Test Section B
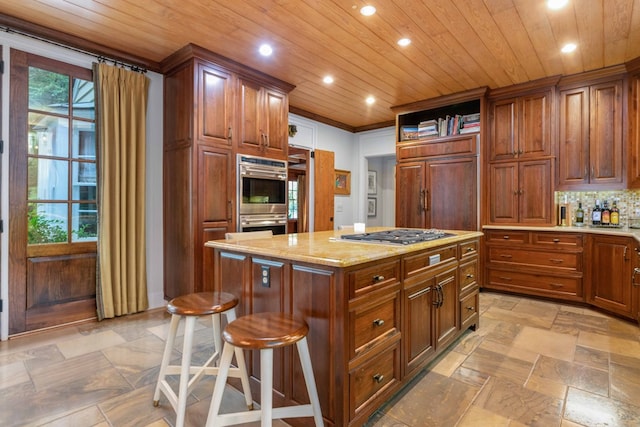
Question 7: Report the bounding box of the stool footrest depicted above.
[212,404,315,426]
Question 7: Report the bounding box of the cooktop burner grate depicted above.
[340,229,454,245]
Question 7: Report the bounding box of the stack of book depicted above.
[400,125,419,141]
[418,120,438,138]
[459,113,480,134]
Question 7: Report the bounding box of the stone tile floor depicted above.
[1,291,639,426]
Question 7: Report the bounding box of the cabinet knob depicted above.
[373,275,385,282]
[373,374,384,383]
[466,247,475,252]
[553,239,560,243]
[466,274,474,279]
[372,318,385,327]
[503,235,510,239]
[466,306,475,311]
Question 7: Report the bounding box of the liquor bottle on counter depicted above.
[610,200,620,226]
[601,200,610,226]
[592,200,602,225]
[575,202,584,226]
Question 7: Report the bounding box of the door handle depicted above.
[419,189,425,212]
[633,267,640,286]
[227,126,233,145]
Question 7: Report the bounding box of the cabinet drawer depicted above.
[459,240,479,259]
[350,293,400,356]
[488,247,580,270]
[485,230,529,244]
[349,260,400,298]
[487,268,582,297]
[460,291,479,326]
[350,341,400,418]
[397,135,477,161]
[459,259,478,295]
[403,245,457,279]
[532,232,583,248]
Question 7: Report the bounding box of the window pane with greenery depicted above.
[288,180,298,219]
[27,66,96,245]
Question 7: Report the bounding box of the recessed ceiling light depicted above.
[561,43,577,53]
[360,5,376,16]
[259,44,273,56]
[547,0,568,9]
[366,96,375,105]
[323,75,334,84]
[397,38,411,47]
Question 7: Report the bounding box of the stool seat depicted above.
[167,291,238,316]
[223,312,309,349]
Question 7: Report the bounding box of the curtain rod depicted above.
[1,25,147,73]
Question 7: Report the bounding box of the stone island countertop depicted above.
[205,227,483,268]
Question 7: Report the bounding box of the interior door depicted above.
[313,149,334,231]
[9,50,97,335]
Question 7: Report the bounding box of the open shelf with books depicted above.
[392,88,486,143]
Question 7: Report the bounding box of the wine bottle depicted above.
[575,202,584,226]
[610,200,619,226]
[592,200,601,226]
[601,200,610,225]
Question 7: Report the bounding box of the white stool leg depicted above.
[224,308,253,409]
[176,315,196,427]
[296,337,324,427]
[211,312,222,367]
[260,348,273,427]
[153,313,181,405]
[205,342,236,427]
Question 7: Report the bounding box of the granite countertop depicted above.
[205,227,483,268]
[483,224,640,243]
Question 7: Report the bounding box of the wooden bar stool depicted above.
[206,312,324,427]
[153,292,253,427]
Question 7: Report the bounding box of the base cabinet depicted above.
[214,236,480,427]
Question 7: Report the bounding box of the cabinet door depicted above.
[558,87,589,188]
[519,159,553,224]
[629,74,640,188]
[197,62,234,148]
[426,157,477,230]
[262,88,288,160]
[588,235,634,318]
[404,278,435,376]
[488,162,518,223]
[237,77,264,155]
[434,267,459,350]
[396,162,427,228]
[519,90,552,158]
[489,98,517,161]
[198,147,234,292]
[589,80,624,187]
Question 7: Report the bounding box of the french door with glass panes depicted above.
[9,50,97,335]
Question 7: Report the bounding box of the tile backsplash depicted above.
[555,190,640,227]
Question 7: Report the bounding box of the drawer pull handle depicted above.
[466,247,475,252]
[499,254,513,259]
[372,318,385,327]
[499,276,512,281]
[553,238,560,243]
[549,259,564,263]
[373,275,385,282]
[503,235,510,239]
[466,306,475,311]
[373,374,384,383]
[466,274,474,279]
[550,283,564,288]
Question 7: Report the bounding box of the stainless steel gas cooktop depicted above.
[340,229,454,245]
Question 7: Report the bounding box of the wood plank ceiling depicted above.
[1,0,640,131]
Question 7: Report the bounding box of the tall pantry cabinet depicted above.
[161,44,294,299]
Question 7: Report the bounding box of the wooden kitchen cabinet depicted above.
[586,235,635,319]
[237,77,289,160]
[161,44,293,299]
[628,66,640,188]
[484,229,584,301]
[395,135,478,230]
[488,88,553,161]
[488,159,553,224]
[557,74,625,189]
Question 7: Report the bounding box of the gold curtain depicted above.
[94,63,150,320]
[297,174,308,232]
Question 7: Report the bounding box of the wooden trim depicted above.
[289,106,355,132]
[391,87,488,115]
[558,64,627,88]
[0,13,160,72]
[488,75,561,99]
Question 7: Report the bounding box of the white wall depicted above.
[0,33,165,340]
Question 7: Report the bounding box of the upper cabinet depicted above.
[237,77,289,160]
[627,59,640,188]
[488,88,553,161]
[197,62,235,149]
[557,68,626,190]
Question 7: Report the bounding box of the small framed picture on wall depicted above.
[334,169,351,195]
[367,197,377,217]
[367,170,377,194]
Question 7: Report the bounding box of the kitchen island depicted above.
[205,228,483,427]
